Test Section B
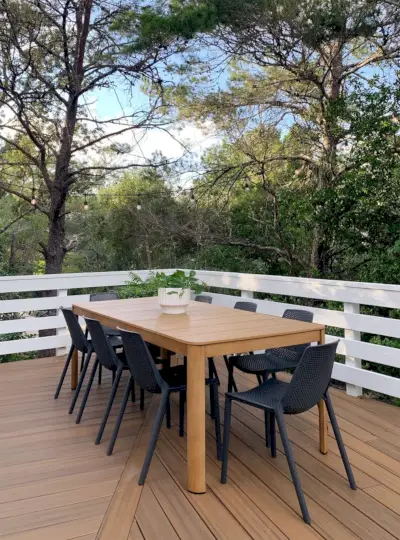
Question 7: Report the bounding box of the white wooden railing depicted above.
[1,269,400,399]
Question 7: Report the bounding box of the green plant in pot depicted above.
[121,270,206,314]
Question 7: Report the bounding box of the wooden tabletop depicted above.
[72,296,324,347]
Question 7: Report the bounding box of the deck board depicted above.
[0,356,398,539]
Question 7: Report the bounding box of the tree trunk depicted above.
[39,194,67,357]
[311,40,343,276]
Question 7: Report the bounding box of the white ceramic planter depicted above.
[158,288,191,314]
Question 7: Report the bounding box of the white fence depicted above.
[1,269,400,399]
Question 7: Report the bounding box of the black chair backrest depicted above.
[282,341,338,414]
[85,317,119,371]
[282,309,314,355]
[195,295,213,304]
[90,291,120,302]
[119,329,166,393]
[234,301,257,312]
[61,308,89,353]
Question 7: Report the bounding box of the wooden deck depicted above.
[0,357,399,540]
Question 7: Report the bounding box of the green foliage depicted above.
[120,270,206,299]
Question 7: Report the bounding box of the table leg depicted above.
[71,348,78,390]
[186,345,206,494]
[318,330,328,454]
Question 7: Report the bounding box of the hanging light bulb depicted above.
[190,189,195,201]
[83,195,89,211]
[244,181,250,192]
[31,186,36,206]
[137,198,142,211]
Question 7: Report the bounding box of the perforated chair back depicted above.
[282,309,314,355]
[90,291,120,302]
[234,301,257,312]
[85,317,119,371]
[195,295,213,304]
[61,308,89,353]
[282,341,338,414]
[119,329,166,393]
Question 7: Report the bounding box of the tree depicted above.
[138,0,400,274]
[0,0,183,275]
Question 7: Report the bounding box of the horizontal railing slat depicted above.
[196,270,400,308]
[0,335,70,355]
[0,294,90,315]
[0,270,155,294]
[332,363,400,399]
[0,316,66,335]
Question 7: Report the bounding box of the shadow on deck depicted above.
[0,356,399,540]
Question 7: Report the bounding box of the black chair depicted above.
[107,329,222,487]
[55,308,122,415]
[228,309,314,392]
[88,292,121,384]
[221,340,357,525]
[195,295,213,304]
[75,318,138,439]
[221,300,258,392]
[54,308,94,400]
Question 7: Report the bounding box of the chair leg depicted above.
[208,360,216,419]
[138,392,169,485]
[54,345,74,399]
[221,396,232,483]
[264,410,270,448]
[212,382,222,460]
[140,388,145,410]
[76,358,99,424]
[69,347,93,414]
[257,374,263,385]
[275,409,311,525]
[80,351,85,373]
[166,395,171,428]
[324,392,357,490]
[225,356,238,392]
[107,378,132,456]
[131,379,136,402]
[95,366,123,445]
[179,390,185,437]
[209,357,220,385]
[98,364,102,385]
[270,411,276,458]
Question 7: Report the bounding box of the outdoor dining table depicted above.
[72,296,326,494]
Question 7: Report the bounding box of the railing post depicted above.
[344,302,363,397]
[241,290,254,299]
[56,289,69,356]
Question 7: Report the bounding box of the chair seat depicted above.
[159,365,187,389]
[228,378,289,410]
[232,348,300,374]
[104,327,120,337]
[89,335,122,349]
[158,364,216,390]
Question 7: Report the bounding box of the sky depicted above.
[91,85,220,164]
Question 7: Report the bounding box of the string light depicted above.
[137,198,142,211]
[31,186,36,206]
[244,181,250,192]
[190,189,195,201]
[83,194,89,211]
